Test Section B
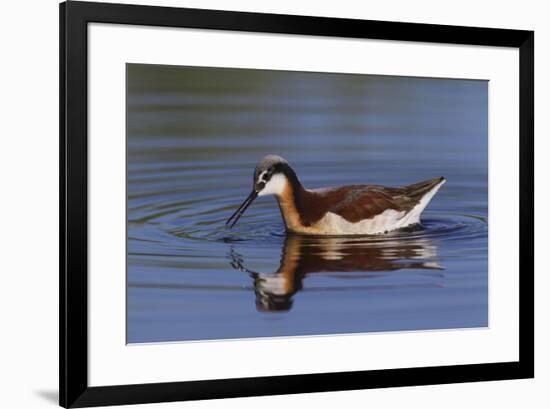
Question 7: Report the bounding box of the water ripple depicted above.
[129,183,487,249]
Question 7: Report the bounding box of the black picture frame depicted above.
[60,1,534,407]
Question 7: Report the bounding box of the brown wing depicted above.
[322,177,445,223]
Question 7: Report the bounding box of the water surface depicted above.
[127,64,488,343]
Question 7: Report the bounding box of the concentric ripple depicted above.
[130,188,487,246]
[128,179,488,278]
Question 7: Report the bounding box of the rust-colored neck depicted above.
[274,168,325,232]
[276,182,305,232]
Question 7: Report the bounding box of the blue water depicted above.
[126,64,488,343]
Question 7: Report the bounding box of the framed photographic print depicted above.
[60,1,534,407]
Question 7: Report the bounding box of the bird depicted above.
[226,155,445,235]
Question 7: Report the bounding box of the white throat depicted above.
[258,173,287,196]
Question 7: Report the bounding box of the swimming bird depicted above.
[226,155,445,235]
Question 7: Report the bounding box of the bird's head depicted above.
[226,155,291,228]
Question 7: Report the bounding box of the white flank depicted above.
[315,179,446,235]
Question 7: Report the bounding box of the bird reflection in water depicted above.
[229,234,444,312]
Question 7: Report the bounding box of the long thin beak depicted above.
[226,190,258,228]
